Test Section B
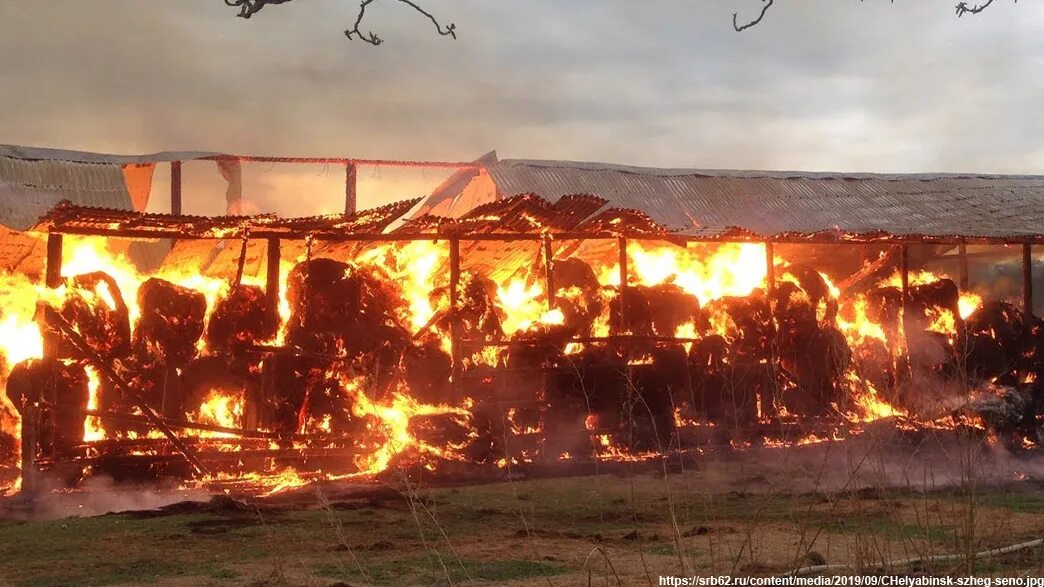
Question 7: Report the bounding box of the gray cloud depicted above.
[0,0,1041,214]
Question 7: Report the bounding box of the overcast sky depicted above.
[1,0,1041,215]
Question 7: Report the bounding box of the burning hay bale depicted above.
[135,278,207,367]
[643,284,701,338]
[5,358,89,457]
[206,284,279,352]
[963,384,1034,441]
[453,273,504,342]
[285,258,410,357]
[865,286,903,344]
[965,301,1025,383]
[58,271,131,361]
[552,258,604,335]
[266,355,327,439]
[609,286,653,336]
[403,336,453,405]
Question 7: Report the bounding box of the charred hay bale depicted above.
[965,302,1024,382]
[554,292,602,337]
[847,337,894,399]
[704,294,774,362]
[905,330,958,376]
[866,286,903,344]
[461,402,504,464]
[689,334,729,372]
[551,258,604,336]
[100,352,171,434]
[286,259,410,357]
[407,413,472,455]
[265,354,326,439]
[627,345,688,449]
[693,361,768,426]
[609,285,654,337]
[263,352,367,442]
[688,331,764,424]
[59,271,131,360]
[967,385,1032,435]
[301,375,367,439]
[779,326,851,417]
[644,284,701,338]
[6,358,88,456]
[910,279,960,318]
[552,257,601,292]
[206,284,279,352]
[506,324,575,371]
[548,345,627,424]
[1029,318,1044,406]
[783,264,838,323]
[453,273,504,341]
[135,278,206,367]
[771,281,818,332]
[179,355,256,419]
[403,336,454,405]
[0,429,13,465]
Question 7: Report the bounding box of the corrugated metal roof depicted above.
[484,159,1044,241]
[0,155,134,230]
[0,145,217,165]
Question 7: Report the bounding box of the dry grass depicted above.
[3,455,1044,586]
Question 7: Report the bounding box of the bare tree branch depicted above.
[225,0,1019,40]
[224,0,292,19]
[733,0,775,32]
[345,0,456,46]
[731,0,1016,31]
[224,0,456,46]
[955,0,1008,17]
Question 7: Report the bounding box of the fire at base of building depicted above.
[0,157,1042,497]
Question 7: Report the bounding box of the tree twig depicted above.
[223,0,456,46]
[956,0,999,17]
[224,0,293,19]
[733,0,775,32]
[346,0,456,46]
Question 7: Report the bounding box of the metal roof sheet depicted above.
[0,145,218,165]
[0,155,134,230]
[485,159,1044,241]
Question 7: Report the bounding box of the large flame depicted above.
[0,233,1000,497]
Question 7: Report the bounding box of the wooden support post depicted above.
[41,233,64,360]
[900,244,910,302]
[265,238,281,309]
[765,240,779,396]
[161,366,180,418]
[958,242,969,291]
[45,233,63,289]
[344,163,357,215]
[170,161,182,215]
[48,309,208,476]
[233,233,249,289]
[252,237,281,431]
[449,239,462,387]
[543,236,555,310]
[617,237,629,333]
[19,402,39,495]
[1023,243,1034,320]
[765,241,775,295]
[900,244,911,364]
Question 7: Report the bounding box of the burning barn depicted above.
[1,147,1043,496]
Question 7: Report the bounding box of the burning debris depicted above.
[0,198,1041,497]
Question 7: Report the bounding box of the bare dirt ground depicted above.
[3,429,1044,586]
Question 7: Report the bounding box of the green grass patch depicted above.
[315,555,567,585]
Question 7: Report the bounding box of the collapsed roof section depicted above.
[31,194,675,241]
[10,144,1044,244]
[428,157,1044,243]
